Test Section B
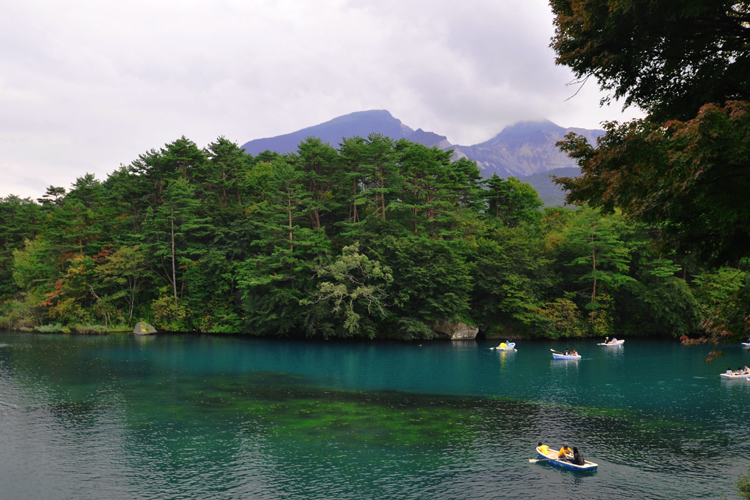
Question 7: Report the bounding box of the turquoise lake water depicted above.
[0,331,749,499]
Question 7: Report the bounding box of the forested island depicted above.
[0,133,745,341]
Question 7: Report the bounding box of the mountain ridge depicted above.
[241,110,595,205]
[449,119,600,178]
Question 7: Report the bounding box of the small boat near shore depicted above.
[493,342,516,351]
[720,372,750,380]
[533,446,598,472]
[597,339,624,346]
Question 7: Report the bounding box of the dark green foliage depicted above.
[619,278,700,338]
[183,249,243,333]
[141,178,213,307]
[562,206,635,306]
[95,245,150,323]
[551,1,750,266]
[558,103,750,266]
[205,136,251,207]
[469,225,555,334]
[550,1,750,342]
[550,0,750,122]
[297,137,345,231]
[376,235,473,339]
[484,174,544,227]
[1,133,743,341]
[0,195,43,299]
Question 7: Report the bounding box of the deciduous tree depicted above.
[303,242,392,338]
[550,0,750,121]
[556,101,750,265]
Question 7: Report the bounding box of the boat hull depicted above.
[719,372,750,380]
[536,447,597,472]
[552,353,581,360]
[597,340,624,346]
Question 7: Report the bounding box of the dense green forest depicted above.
[548,0,750,347]
[0,133,746,340]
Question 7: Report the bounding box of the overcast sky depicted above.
[1,0,644,200]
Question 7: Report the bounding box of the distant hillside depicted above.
[451,120,601,178]
[519,166,580,207]
[240,110,598,205]
[241,110,450,154]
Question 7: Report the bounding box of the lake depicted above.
[0,331,748,499]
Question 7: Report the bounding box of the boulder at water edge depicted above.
[133,322,157,335]
[431,321,479,340]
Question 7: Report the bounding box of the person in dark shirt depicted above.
[572,446,585,465]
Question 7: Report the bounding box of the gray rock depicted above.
[133,322,157,335]
[432,321,479,340]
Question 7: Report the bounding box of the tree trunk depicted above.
[351,179,359,223]
[127,275,138,322]
[170,205,178,306]
[591,232,597,303]
[379,173,386,220]
[221,167,227,206]
[287,195,294,252]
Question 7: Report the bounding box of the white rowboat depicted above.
[552,353,581,360]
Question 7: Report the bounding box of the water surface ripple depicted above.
[0,332,748,499]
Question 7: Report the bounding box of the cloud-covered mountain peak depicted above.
[241,110,600,179]
[453,120,601,177]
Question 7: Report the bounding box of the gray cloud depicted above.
[0,0,643,199]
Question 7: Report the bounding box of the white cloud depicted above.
[0,0,643,199]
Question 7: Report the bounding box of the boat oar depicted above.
[529,458,556,463]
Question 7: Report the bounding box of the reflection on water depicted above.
[601,345,624,357]
[550,359,579,368]
[0,332,748,499]
[495,348,516,373]
[721,377,750,387]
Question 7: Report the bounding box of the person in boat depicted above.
[728,367,735,375]
[564,349,569,355]
[610,337,618,344]
[572,446,585,466]
[538,442,549,455]
[557,444,572,461]
[744,366,750,375]
[572,349,578,356]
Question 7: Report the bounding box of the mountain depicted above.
[241,110,451,155]
[519,166,580,208]
[240,110,599,206]
[451,120,601,178]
